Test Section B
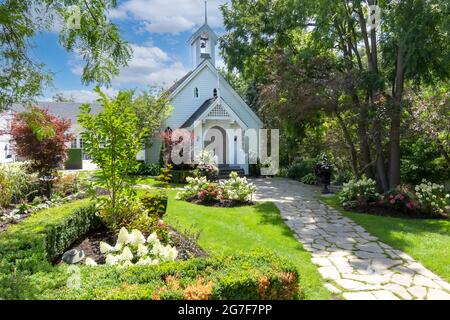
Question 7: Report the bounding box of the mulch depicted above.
[188,198,254,208]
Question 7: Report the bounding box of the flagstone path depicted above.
[251,177,450,300]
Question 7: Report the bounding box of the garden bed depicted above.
[0,198,300,300]
[187,198,255,208]
[343,203,449,220]
[53,225,208,265]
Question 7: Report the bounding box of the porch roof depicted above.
[180,97,217,128]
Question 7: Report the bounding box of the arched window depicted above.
[213,88,218,97]
[194,87,199,98]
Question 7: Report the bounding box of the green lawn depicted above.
[130,176,185,189]
[321,196,450,282]
[161,189,331,300]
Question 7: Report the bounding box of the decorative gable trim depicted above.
[184,97,248,130]
[206,104,230,119]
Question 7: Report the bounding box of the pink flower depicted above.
[389,195,394,200]
[390,199,395,205]
[398,194,405,201]
[406,202,413,209]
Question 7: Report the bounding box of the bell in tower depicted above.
[188,1,218,68]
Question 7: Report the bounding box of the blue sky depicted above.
[34,0,229,102]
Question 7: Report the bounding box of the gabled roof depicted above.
[181,96,248,130]
[181,97,217,128]
[166,70,193,95]
[11,102,102,125]
[167,59,264,128]
[188,23,218,44]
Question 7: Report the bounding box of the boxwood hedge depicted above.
[0,200,301,300]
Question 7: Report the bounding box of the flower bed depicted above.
[339,177,449,219]
[0,200,300,300]
[176,172,256,207]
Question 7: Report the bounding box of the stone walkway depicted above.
[251,177,450,300]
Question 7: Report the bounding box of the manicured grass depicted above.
[130,176,185,189]
[163,189,331,300]
[321,195,450,282]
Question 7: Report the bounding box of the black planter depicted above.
[318,171,332,194]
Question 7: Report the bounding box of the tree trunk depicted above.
[335,109,359,178]
[389,46,405,188]
[437,141,450,168]
[353,93,374,179]
[373,120,389,192]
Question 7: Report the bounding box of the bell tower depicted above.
[189,1,218,68]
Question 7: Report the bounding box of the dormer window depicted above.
[213,88,218,97]
[194,87,199,98]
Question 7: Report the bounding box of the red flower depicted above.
[389,195,394,200]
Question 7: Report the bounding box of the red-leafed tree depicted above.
[10,106,73,177]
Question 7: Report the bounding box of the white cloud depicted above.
[109,0,230,34]
[69,43,189,88]
[113,44,189,87]
[49,87,120,103]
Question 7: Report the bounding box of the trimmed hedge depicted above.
[31,250,300,300]
[0,199,301,300]
[0,200,100,299]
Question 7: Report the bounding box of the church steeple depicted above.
[204,0,207,25]
[188,0,218,69]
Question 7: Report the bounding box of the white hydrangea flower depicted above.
[99,241,114,254]
[147,232,159,245]
[117,227,130,245]
[105,254,118,266]
[130,229,146,246]
[114,242,123,252]
[85,257,98,266]
[151,242,164,256]
[165,245,178,261]
[118,246,133,261]
[137,243,149,257]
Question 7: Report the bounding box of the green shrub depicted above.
[220,172,256,202]
[131,162,161,176]
[415,180,450,215]
[140,191,168,218]
[171,170,197,184]
[287,160,314,181]
[0,163,37,207]
[338,176,380,208]
[29,250,300,300]
[53,173,82,197]
[301,173,318,185]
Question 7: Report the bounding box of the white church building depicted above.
[146,15,263,174]
[0,8,263,174]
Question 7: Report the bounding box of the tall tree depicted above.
[0,0,131,109]
[220,0,450,189]
[78,87,147,214]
